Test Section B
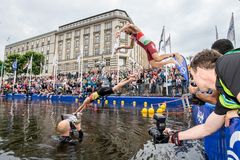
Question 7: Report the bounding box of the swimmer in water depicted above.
[56,114,83,144]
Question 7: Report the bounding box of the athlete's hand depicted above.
[225,109,239,127]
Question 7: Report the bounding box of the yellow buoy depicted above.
[148,106,155,114]
[144,102,148,107]
[161,102,167,111]
[113,100,116,105]
[75,98,78,103]
[142,112,147,118]
[121,100,124,106]
[141,106,147,114]
[157,104,164,113]
[133,101,136,107]
[97,99,101,104]
[105,100,108,104]
[148,113,154,118]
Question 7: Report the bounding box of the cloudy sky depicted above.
[0,0,239,60]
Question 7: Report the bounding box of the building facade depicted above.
[5,9,148,75]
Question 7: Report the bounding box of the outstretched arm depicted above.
[74,97,91,113]
[178,112,225,140]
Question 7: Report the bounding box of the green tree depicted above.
[22,51,45,75]
[5,51,45,75]
[5,53,23,73]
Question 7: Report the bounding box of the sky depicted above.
[0,0,239,60]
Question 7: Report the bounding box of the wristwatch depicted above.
[237,109,240,117]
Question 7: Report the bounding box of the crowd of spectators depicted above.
[1,67,189,97]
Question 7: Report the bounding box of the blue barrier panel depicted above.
[192,103,240,160]
[51,95,60,101]
[3,94,182,109]
[13,94,26,99]
[225,118,240,159]
[61,95,76,102]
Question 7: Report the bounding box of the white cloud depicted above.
[0,0,239,60]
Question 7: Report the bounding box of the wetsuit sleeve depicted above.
[214,99,232,115]
[97,87,114,97]
[216,53,240,98]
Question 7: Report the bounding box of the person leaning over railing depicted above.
[164,49,240,145]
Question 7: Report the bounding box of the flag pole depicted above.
[80,49,83,92]
[233,12,236,47]
[215,25,219,40]
[13,60,17,91]
[0,62,4,90]
[163,29,168,96]
[28,56,32,90]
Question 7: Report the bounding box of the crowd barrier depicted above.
[192,103,240,160]
[4,93,183,108]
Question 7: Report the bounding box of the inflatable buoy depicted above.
[141,106,147,114]
[121,100,124,106]
[105,100,108,104]
[148,106,154,114]
[97,99,101,104]
[113,100,116,105]
[148,113,154,118]
[75,98,78,103]
[142,112,147,118]
[144,102,147,107]
[133,101,136,107]
[157,104,164,113]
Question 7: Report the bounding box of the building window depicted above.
[42,38,45,46]
[94,33,100,44]
[66,40,71,50]
[75,30,80,37]
[47,36,51,45]
[105,21,112,30]
[83,48,89,56]
[119,57,126,66]
[66,51,70,60]
[104,30,112,42]
[59,35,63,41]
[84,35,89,45]
[66,32,72,39]
[94,24,101,32]
[58,51,62,61]
[74,38,80,48]
[105,59,110,66]
[84,27,90,34]
[93,47,100,56]
[58,42,63,51]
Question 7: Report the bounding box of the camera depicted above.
[190,82,197,87]
[148,114,169,144]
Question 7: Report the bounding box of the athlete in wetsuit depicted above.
[115,23,181,68]
[56,114,83,144]
[74,74,136,113]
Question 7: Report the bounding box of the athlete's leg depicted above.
[112,75,136,92]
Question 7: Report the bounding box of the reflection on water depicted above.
[0,98,205,160]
